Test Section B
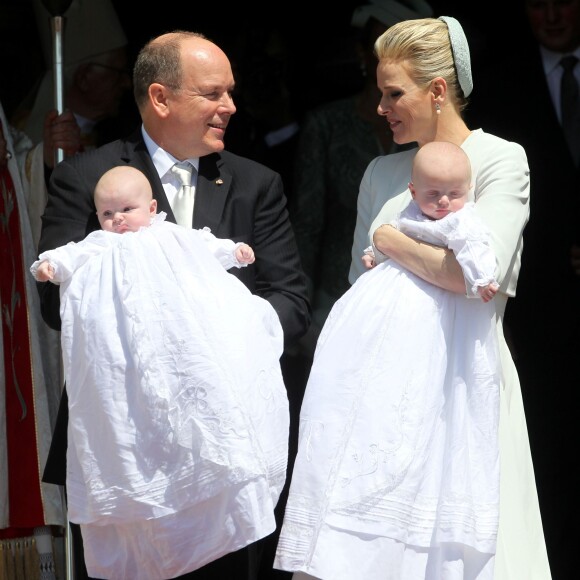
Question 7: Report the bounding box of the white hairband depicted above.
[439,16,473,98]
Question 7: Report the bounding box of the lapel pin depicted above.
[215,178,224,185]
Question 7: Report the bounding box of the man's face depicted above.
[526,0,580,53]
[158,39,237,160]
[79,48,131,119]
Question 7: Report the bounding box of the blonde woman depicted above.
[275,16,550,580]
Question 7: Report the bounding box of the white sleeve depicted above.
[196,227,248,269]
[397,205,498,297]
[30,232,113,284]
[464,134,529,296]
[349,157,383,283]
[444,210,498,297]
[355,150,417,280]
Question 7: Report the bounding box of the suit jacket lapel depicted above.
[194,153,230,231]
[123,131,175,217]
[123,133,230,228]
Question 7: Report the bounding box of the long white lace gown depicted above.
[275,202,502,580]
[31,214,289,580]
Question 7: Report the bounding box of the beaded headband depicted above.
[439,16,473,98]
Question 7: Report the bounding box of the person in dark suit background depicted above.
[38,30,310,580]
[466,2,579,578]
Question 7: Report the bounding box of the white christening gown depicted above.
[275,202,501,580]
[32,214,289,580]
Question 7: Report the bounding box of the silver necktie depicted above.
[170,161,195,227]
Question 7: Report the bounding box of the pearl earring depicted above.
[435,102,441,115]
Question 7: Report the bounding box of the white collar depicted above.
[141,126,200,179]
[538,45,580,76]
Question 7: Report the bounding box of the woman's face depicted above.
[376,60,433,146]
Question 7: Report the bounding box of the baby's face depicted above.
[412,182,469,220]
[96,189,155,233]
[410,163,471,221]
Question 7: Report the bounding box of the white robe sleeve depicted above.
[397,202,498,297]
[196,227,249,270]
[30,231,115,284]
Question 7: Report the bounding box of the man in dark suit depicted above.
[467,2,579,578]
[38,30,310,580]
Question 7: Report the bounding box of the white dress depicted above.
[31,214,289,580]
[336,130,550,579]
[275,201,502,580]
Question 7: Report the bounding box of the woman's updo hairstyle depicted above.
[374,18,469,111]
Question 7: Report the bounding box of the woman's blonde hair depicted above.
[374,18,469,111]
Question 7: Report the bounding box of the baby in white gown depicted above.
[31,166,289,580]
[275,142,501,580]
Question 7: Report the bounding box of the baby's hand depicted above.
[36,261,55,282]
[236,244,255,264]
[361,254,375,269]
[478,282,499,303]
[362,246,376,269]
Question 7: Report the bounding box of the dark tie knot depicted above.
[560,55,578,72]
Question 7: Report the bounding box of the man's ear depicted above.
[149,83,171,118]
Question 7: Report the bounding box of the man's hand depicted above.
[43,109,81,168]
